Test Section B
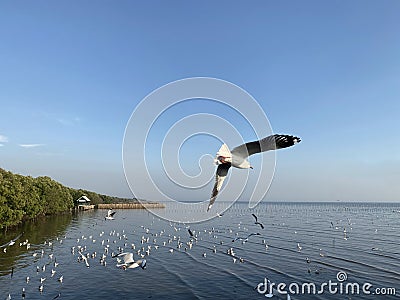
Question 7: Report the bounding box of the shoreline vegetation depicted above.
[0,168,163,231]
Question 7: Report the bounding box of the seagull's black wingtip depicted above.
[293,136,301,144]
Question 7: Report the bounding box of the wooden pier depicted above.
[77,204,96,211]
[97,203,165,209]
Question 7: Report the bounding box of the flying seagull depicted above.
[0,233,23,248]
[232,232,261,242]
[52,293,61,300]
[208,134,301,211]
[105,209,116,220]
[79,253,90,268]
[188,228,197,241]
[113,252,147,270]
[252,213,264,229]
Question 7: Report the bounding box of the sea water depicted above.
[1,202,399,299]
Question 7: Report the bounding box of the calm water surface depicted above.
[1,202,400,299]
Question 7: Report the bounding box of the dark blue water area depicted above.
[1,202,400,299]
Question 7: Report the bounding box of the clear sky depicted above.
[0,1,399,202]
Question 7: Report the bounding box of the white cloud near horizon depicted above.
[0,135,9,143]
[19,144,45,148]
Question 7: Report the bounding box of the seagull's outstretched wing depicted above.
[252,213,258,222]
[0,233,23,248]
[247,233,261,239]
[123,253,135,264]
[231,134,301,158]
[110,211,116,217]
[208,163,231,212]
[188,228,197,240]
[217,143,231,158]
[113,252,135,264]
[252,213,265,229]
[126,259,147,269]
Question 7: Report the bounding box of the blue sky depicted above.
[0,1,399,202]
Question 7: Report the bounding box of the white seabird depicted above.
[105,209,116,220]
[297,243,302,251]
[80,253,90,268]
[0,233,23,248]
[113,252,147,270]
[208,134,301,211]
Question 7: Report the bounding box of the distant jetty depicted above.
[0,167,167,230]
[97,203,165,209]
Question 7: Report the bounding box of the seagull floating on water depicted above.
[208,134,301,211]
[297,243,302,251]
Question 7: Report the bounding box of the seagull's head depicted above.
[216,156,232,164]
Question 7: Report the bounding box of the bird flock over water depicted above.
[1,133,304,300]
[1,209,271,298]
[2,205,397,299]
[1,234,66,299]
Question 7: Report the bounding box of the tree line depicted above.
[0,168,136,230]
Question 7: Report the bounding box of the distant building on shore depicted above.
[75,195,91,205]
